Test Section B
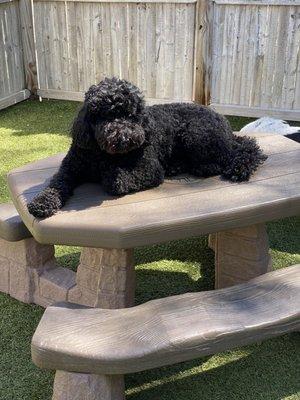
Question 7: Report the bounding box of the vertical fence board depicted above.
[251,6,267,108]
[184,3,196,99]
[67,2,79,91]
[193,0,212,104]
[19,0,37,92]
[272,7,288,109]
[210,1,220,104]
[230,5,242,105]
[282,6,300,110]
[164,4,175,98]
[145,4,156,97]
[127,4,138,89]
[92,3,103,84]
[36,3,47,90]
[154,3,164,98]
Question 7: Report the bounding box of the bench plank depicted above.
[0,203,31,241]
[32,265,300,375]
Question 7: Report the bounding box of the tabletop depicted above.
[7,132,300,249]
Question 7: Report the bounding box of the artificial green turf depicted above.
[0,99,299,400]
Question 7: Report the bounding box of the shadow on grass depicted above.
[135,237,211,265]
[126,333,300,400]
[134,237,215,305]
[135,264,214,305]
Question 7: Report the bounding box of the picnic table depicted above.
[4,131,300,399]
[5,131,300,309]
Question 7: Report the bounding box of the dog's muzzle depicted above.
[95,119,145,154]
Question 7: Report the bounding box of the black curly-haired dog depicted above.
[27,77,267,218]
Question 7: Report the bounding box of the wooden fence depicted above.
[0,0,299,120]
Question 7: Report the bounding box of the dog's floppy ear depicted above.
[71,104,95,149]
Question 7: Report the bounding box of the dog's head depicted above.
[71,78,146,154]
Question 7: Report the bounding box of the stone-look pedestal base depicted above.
[0,237,135,311]
[0,236,76,307]
[214,224,272,289]
[0,237,57,304]
[52,371,125,400]
[68,247,135,308]
[53,247,134,400]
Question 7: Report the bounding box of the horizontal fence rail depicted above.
[36,0,198,2]
[212,0,300,5]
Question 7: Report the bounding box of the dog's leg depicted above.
[221,135,267,182]
[27,151,86,218]
[102,158,164,195]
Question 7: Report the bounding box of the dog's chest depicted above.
[88,151,142,181]
[87,155,106,181]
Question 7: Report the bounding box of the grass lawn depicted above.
[0,99,299,400]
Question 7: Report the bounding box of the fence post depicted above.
[193,0,213,105]
[19,0,37,94]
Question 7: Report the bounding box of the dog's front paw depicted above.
[27,188,62,218]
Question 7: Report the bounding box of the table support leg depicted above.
[52,371,125,400]
[69,247,135,308]
[0,237,55,303]
[214,224,272,289]
[53,247,134,400]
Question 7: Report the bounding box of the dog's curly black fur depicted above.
[27,77,267,218]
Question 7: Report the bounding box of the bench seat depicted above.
[0,203,31,241]
[32,265,300,376]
